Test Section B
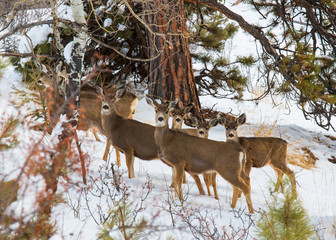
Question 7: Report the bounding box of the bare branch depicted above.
[0,20,54,41]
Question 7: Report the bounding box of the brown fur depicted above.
[147,98,254,213]
[38,74,138,164]
[101,92,159,179]
[218,112,297,198]
[171,109,219,199]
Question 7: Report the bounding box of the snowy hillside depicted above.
[0,64,336,239]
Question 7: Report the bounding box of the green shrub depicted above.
[255,179,317,240]
[97,203,146,240]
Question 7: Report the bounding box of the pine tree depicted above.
[255,180,317,240]
[97,203,146,240]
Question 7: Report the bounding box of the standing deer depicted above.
[37,73,138,164]
[146,96,254,213]
[169,102,219,199]
[100,86,138,164]
[100,88,158,179]
[100,89,207,196]
[217,112,297,198]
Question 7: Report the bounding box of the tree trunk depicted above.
[40,0,88,217]
[66,0,87,111]
[143,0,200,111]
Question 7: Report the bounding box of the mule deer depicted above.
[100,89,206,196]
[38,73,138,164]
[100,86,138,164]
[147,96,254,213]
[100,88,159,179]
[217,112,297,198]
[169,102,220,199]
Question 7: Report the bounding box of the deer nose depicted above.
[199,130,204,135]
[228,133,234,138]
[102,105,109,110]
[158,117,164,122]
[176,118,181,122]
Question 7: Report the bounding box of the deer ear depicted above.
[237,113,246,125]
[183,104,194,115]
[168,98,178,109]
[209,117,219,128]
[186,112,198,127]
[116,86,126,99]
[168,107,176,116]
[216,112,226,125]
[91,85,103,96]
[145,95,158,107]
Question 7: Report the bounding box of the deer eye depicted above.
[234,128,237,130]
[165,111,169,114]
[226,127,229,130]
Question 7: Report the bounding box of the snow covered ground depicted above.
[0,1,335,238]
[0,64,336,239]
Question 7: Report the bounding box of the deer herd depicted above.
[38,75,298,214]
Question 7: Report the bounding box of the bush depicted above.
[255,179,317,240]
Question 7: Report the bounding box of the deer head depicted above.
[168,99,194,130]
[101,87,126,116]
[217,112,246,142]
[186,113,219,139]
[145,95,171,127]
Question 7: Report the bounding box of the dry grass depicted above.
[287,147,318,170]
[252,120,277,137]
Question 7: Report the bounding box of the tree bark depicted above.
[40,0,88,218]
[66,0,88,110]
[143,0,200,111]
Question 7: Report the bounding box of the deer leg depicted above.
[274,165,297,198]
[124,149,135,179]
[189,173,205,195]
[237,160,253,198]
[202,173,212,196]
[92,129,101,142]
[102,139,111,161]
[274,169,284,192]
[285,168,297,199]
[115,149,121,166]
[211,173,219,200]
[221,173,254,214]
[182,171,187,184]
[174,165,184,201]
[170,168,175,188]
[231,186,240,208]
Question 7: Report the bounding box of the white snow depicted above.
[1,63,335,238]
[0,1,335,238]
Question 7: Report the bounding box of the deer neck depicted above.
[101,110,122,136]
[154,125,171,147]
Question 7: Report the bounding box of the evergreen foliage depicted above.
[97,203,146,240]
[0,57,8,78]
[0,116,20,151]
[255,180,317,240]
[1,1,335,130]
[247,0,336,131]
